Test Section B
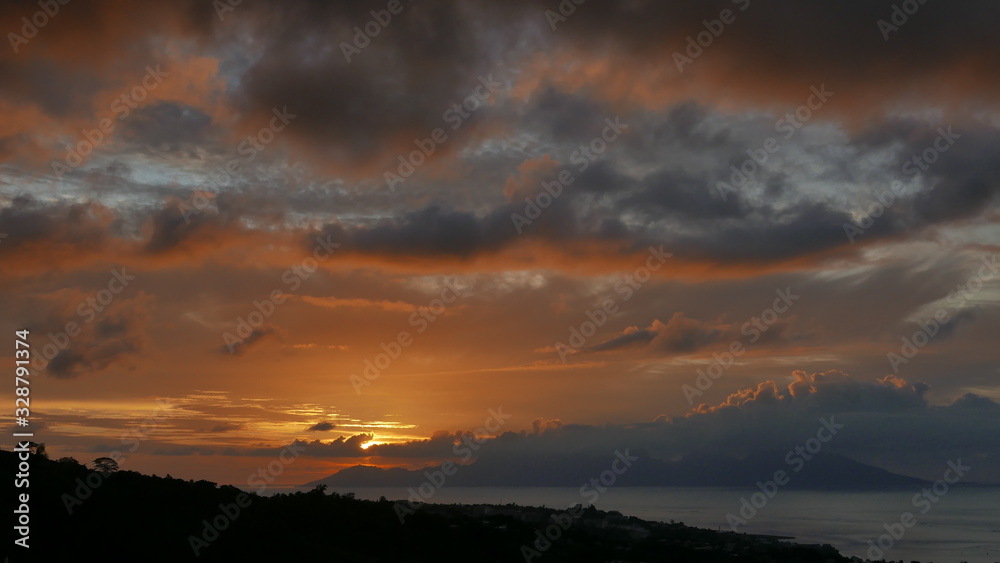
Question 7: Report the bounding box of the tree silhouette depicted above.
[26,441,47,458]
[92,457,120,473]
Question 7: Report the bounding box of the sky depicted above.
[1,0,999,486]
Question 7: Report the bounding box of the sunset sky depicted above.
[2,0,999,486]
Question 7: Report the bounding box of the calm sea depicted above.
[254,485,1000,563]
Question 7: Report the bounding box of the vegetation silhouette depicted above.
[4,450,870,562]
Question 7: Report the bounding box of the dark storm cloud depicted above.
[907,127,1000,224]
[567,159,628,195]
[538,0,1000,101]
[316,204,522,259]
[521,86,615,141]
[233,0,997,160]
[1,154,992,274]
[144,201,215,254]
[829,121,1000,239]
[143,191,286,254]
[0,0,215,116]
[0,59,103,117]
[3,0,997,269]
[665,202,859,262]
[121,102,213,150]
[510,113,996,266]
[619,169,745,220]
[225,0,1000,118]
[5,0,1000,167]
[227,1,518,168]
[39,294,152,379]
[648,102,731,150]
[0,196,109,249]
[307,421,337,432]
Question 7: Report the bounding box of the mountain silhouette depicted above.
[306,450,927,489]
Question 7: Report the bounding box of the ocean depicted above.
[271,485,1000,563]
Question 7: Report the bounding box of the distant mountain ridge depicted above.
[305,450,928,490]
